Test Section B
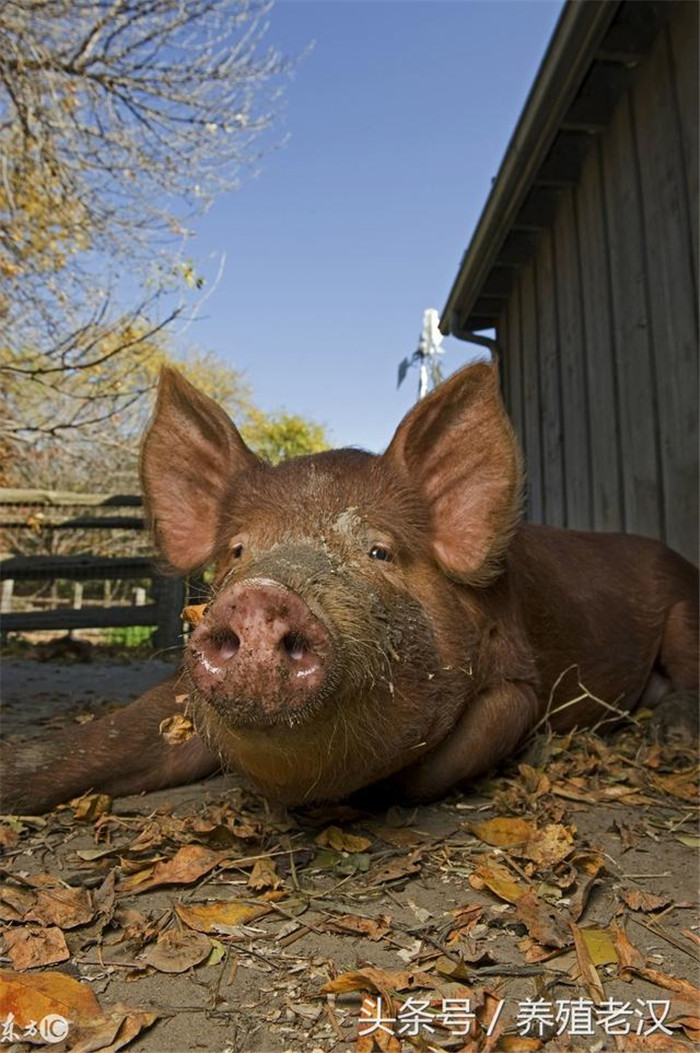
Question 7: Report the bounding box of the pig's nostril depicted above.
[281,631,309,662]
[210,629,240,662]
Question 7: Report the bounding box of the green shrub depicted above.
[102,625,156,648]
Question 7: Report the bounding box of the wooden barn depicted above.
[441,0,698,564]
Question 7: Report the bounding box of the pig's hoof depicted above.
[648,690,699,749]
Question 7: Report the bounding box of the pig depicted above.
[1,360,697,814]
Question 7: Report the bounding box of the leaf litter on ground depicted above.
[1,718,698,1050]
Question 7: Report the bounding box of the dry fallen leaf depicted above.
[4,926,70,971]
[369,849,422,886]
[479,987,508,1047]
[182,603,207,626]
[111,908,167,951]
[568,851,605,920]
[622,888,672,913]
[518,763,551,798]
[117,844,225,894]
[247,856,282,891]
[681,928,700,948]
[451,902,483,925]
[372,825,424,848]
[322,966,436,1000]
[469,858,523,904]
[141,928,211,973]
[516,890,571,949]
[521,823,575,867]
[0,824,20,850]
[446,903,484,946]
[125,820,169,856]
[572,851,605,877]
[621,965,700,1001]
[612,923,647,977]
[175,898,272,935]
[159,713,195,745]
[519,936,563,964]
[435,956,471,981]
[324,969,396,1019]
[324,913,391,941]
[580,926,618,966]
[664,996,700,1038]
[0,969,101,1032]
[614,820,638,851]
[356,996,401,1053]
[94,872,117,921]
[570,920,605,1002]
[68,1004,158,1053]
[551,781,654,806]
[315,825,372,853]
[550,781,599,804]
[25,873,67,887]
[26,886,94,930]
[596,785,655,805]
[0,885,36,922]
[468,817,534,847]
[613,1033,694,1052]
[650,769,699,803]
[70,792,112,821]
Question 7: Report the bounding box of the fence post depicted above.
[1,578,13,614]
[153,574,185,654]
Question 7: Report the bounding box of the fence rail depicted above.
[0,489,143,506]
[0,489,185,651]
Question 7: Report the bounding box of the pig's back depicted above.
[505,523,698,727]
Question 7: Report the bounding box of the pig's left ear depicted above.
[140,367,261,573]
[383,359,522,584]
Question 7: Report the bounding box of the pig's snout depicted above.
[187,579,332,724]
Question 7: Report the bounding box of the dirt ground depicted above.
[0,654,698,1053]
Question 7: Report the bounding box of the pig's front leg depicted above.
[390,682,539,802]
[0,676,220,815]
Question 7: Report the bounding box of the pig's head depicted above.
[140,360,522,803]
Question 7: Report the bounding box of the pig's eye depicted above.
[231,543,244,559]
[369,544,392,562]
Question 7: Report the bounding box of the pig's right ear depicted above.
[383,360,522,585]
[140,367,261,573]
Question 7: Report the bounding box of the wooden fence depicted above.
[0,488,186,652]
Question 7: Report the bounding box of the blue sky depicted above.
[179,0,564,452]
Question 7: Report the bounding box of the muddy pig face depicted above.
[140,361,521,802]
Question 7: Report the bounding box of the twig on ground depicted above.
[629,915,700,964]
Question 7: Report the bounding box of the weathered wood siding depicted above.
[498,1,698,563]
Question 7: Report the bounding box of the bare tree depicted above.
[1,296,180,443]
[3,347,328,566]
[0,0,291,444]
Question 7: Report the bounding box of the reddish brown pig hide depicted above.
[1,360,697,813]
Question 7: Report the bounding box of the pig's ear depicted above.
[383,359,522,584]
[140,367,260,573]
